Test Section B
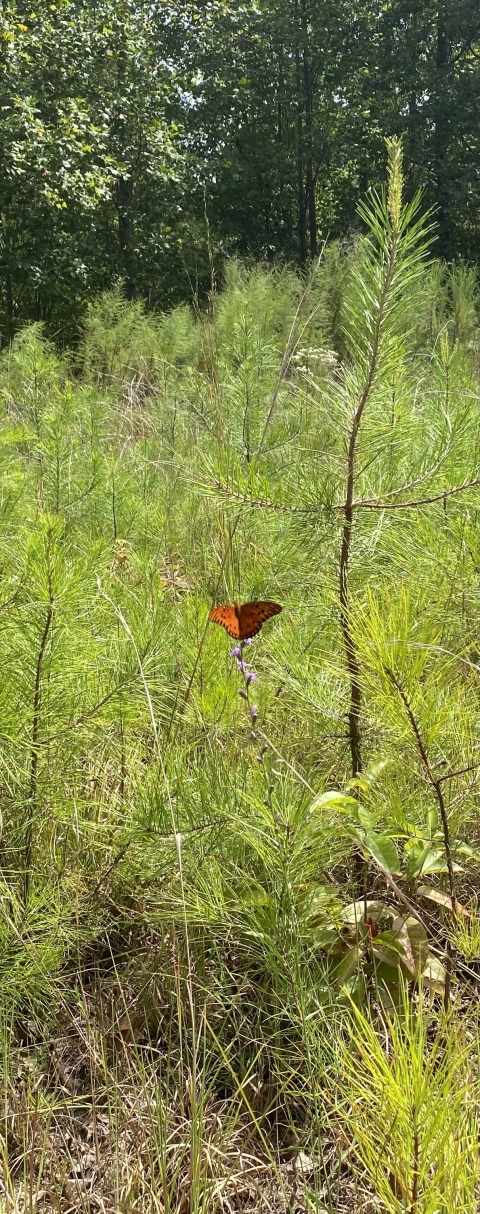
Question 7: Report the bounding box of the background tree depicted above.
[0,0,180,337]
[0,0,478,339]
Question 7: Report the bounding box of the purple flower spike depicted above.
[246,671,257,685]
[250,703,259,719]
[230,646,241,659]
[243,638,253,647]
[237,660,247,674]
[238,688,248,700]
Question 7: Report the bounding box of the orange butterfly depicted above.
[209,600,282,641]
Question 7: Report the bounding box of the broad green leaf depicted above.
[347,759,391,793]
[304,886,343,926]
[372,929,406,968]
[332,945,362,988]
[310,791,359,813]
[375,929,406,954]
[363,832,400,874]
[313,925,341,951]
[376,980,403,1014]
[405,840,432,880]
[421,850,464,875]
[357,806,381,831]
[454,843,480,862]
[426,807,438,838]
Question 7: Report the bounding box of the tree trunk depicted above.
[3,219,14,342]
[301,0,316,258]
[434,4,450,255]
[295,0,307,264]
[116,173,136,300]
[406,6,420,176]
[277,41,283,142]
[5,271,14,342]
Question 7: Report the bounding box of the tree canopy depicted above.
[0,0,478,338]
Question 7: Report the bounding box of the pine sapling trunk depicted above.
[24,576,55,904]
[339,236,398,779]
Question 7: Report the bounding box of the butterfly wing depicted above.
[209,601,282,641]
[237,601,282,640]
[208,604,241,638]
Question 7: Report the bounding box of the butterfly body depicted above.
[209,600,282,640]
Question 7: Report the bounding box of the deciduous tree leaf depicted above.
[311,791,359,813]
[357,807,381,831]
[332,945,362,987]
[421,850,464,875]
[342,900,394,927]
[372,929,406,968]
[422,955,446,994]
[405,840,432,880]
[363,832,400,874]
[426,807,438,837]
[418,885,472,917]
[393,915,429,978]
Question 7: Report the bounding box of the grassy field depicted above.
[0,144,479,1212]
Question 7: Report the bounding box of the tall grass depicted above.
[0,141,478,1211]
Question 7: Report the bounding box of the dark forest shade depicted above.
[0,0,478,341]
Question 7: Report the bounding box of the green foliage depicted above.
[0,0,180,337]
[0,0,478,337]
[335,992,480,1212]
[0,174,478,1206]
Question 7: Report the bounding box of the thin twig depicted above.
[155,468,479,522]
[344,476,480,512]
[385,666,456,1008]
[437,760,480,785]
[210,481,321,515]
[377,867,430,933]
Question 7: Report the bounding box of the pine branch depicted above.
[346,476,480,512]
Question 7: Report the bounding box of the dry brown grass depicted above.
[1,987,379,1214]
